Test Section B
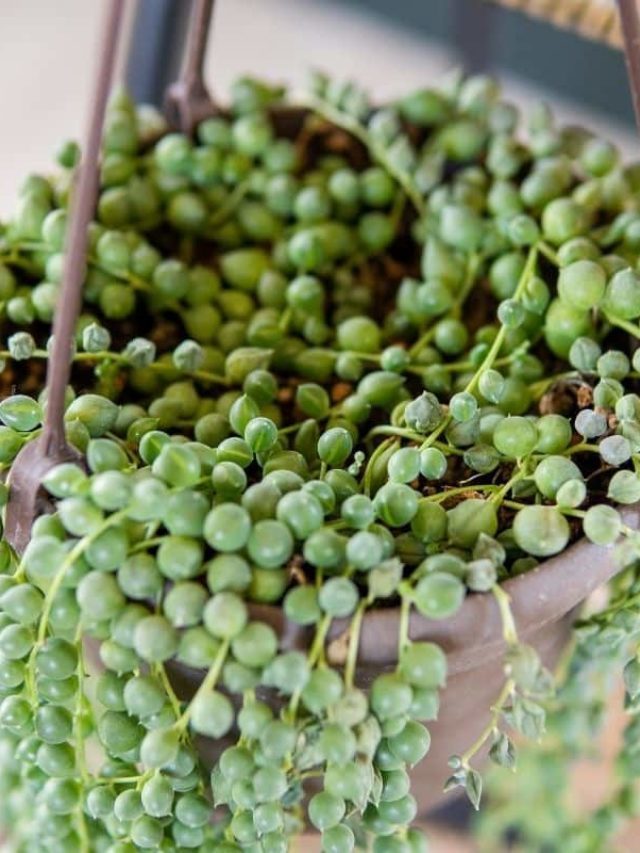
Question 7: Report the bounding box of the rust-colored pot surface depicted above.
[168,504,640,812]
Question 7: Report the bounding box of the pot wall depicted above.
[406,610,575,809]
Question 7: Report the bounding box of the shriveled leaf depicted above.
[210,766,231,807]
[370,768,384,806]
[356,715,382,760]
[505,644,541,691]
[624,657,640,701]
[509,695,546,741]
[465,768,483,810]
[326,628,350,666]
[443,768,467,793]
[295,734,324,771]
[489,731,516,770]
[353,760,374,812]
[443,767,483,810]
[532,666,555,700]
[282,779,304,807]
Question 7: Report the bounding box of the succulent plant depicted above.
[0,71,638,850]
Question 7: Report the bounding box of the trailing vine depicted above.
[0,70,637,852]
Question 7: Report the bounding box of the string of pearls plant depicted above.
[0,70,638,851]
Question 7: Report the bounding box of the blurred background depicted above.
[0,1,637,850]
[1,0,638,212]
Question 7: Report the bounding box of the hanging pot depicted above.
[166,503,638,812]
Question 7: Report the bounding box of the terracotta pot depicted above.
[167,503,640,814]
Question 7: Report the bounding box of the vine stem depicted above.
[156,663,184,721]
[24,509,128,703]
[204,178,251,231]
[365,426,423,442]
[465,245,538,398]
[452,254,483,320]
[389,189,407,231]
[291,568,357,718]
[537,241,559,265]
[563,442,600,456]
[302,97,426,216]
[419,244,538,454]
[459,585,519,768]
[344,600,367,689]
[75,808,90,853]
[277,402,342,436]
[365,425,465,456]
[73,627,90,787]
[502,498,530,512]
[489,465,528,507]
[417,414,450,452]
[604,312,640,339]
[73,626,90,852]
[362,436,397,496]
[37,509,128,645]
[409,253,481,359]
[73,692,91,853]
[308,614,333,667]
[175,639,230,732]
[129,537,169,557]
[407,350,525,378]
[397,592,411,658]
[421,483,501,502]
[459,678,515,769]
[102,775,147,785]
[0,348,230,387]
[492,584,519,646]
[287,613,333,721]
[24,509,127,844]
